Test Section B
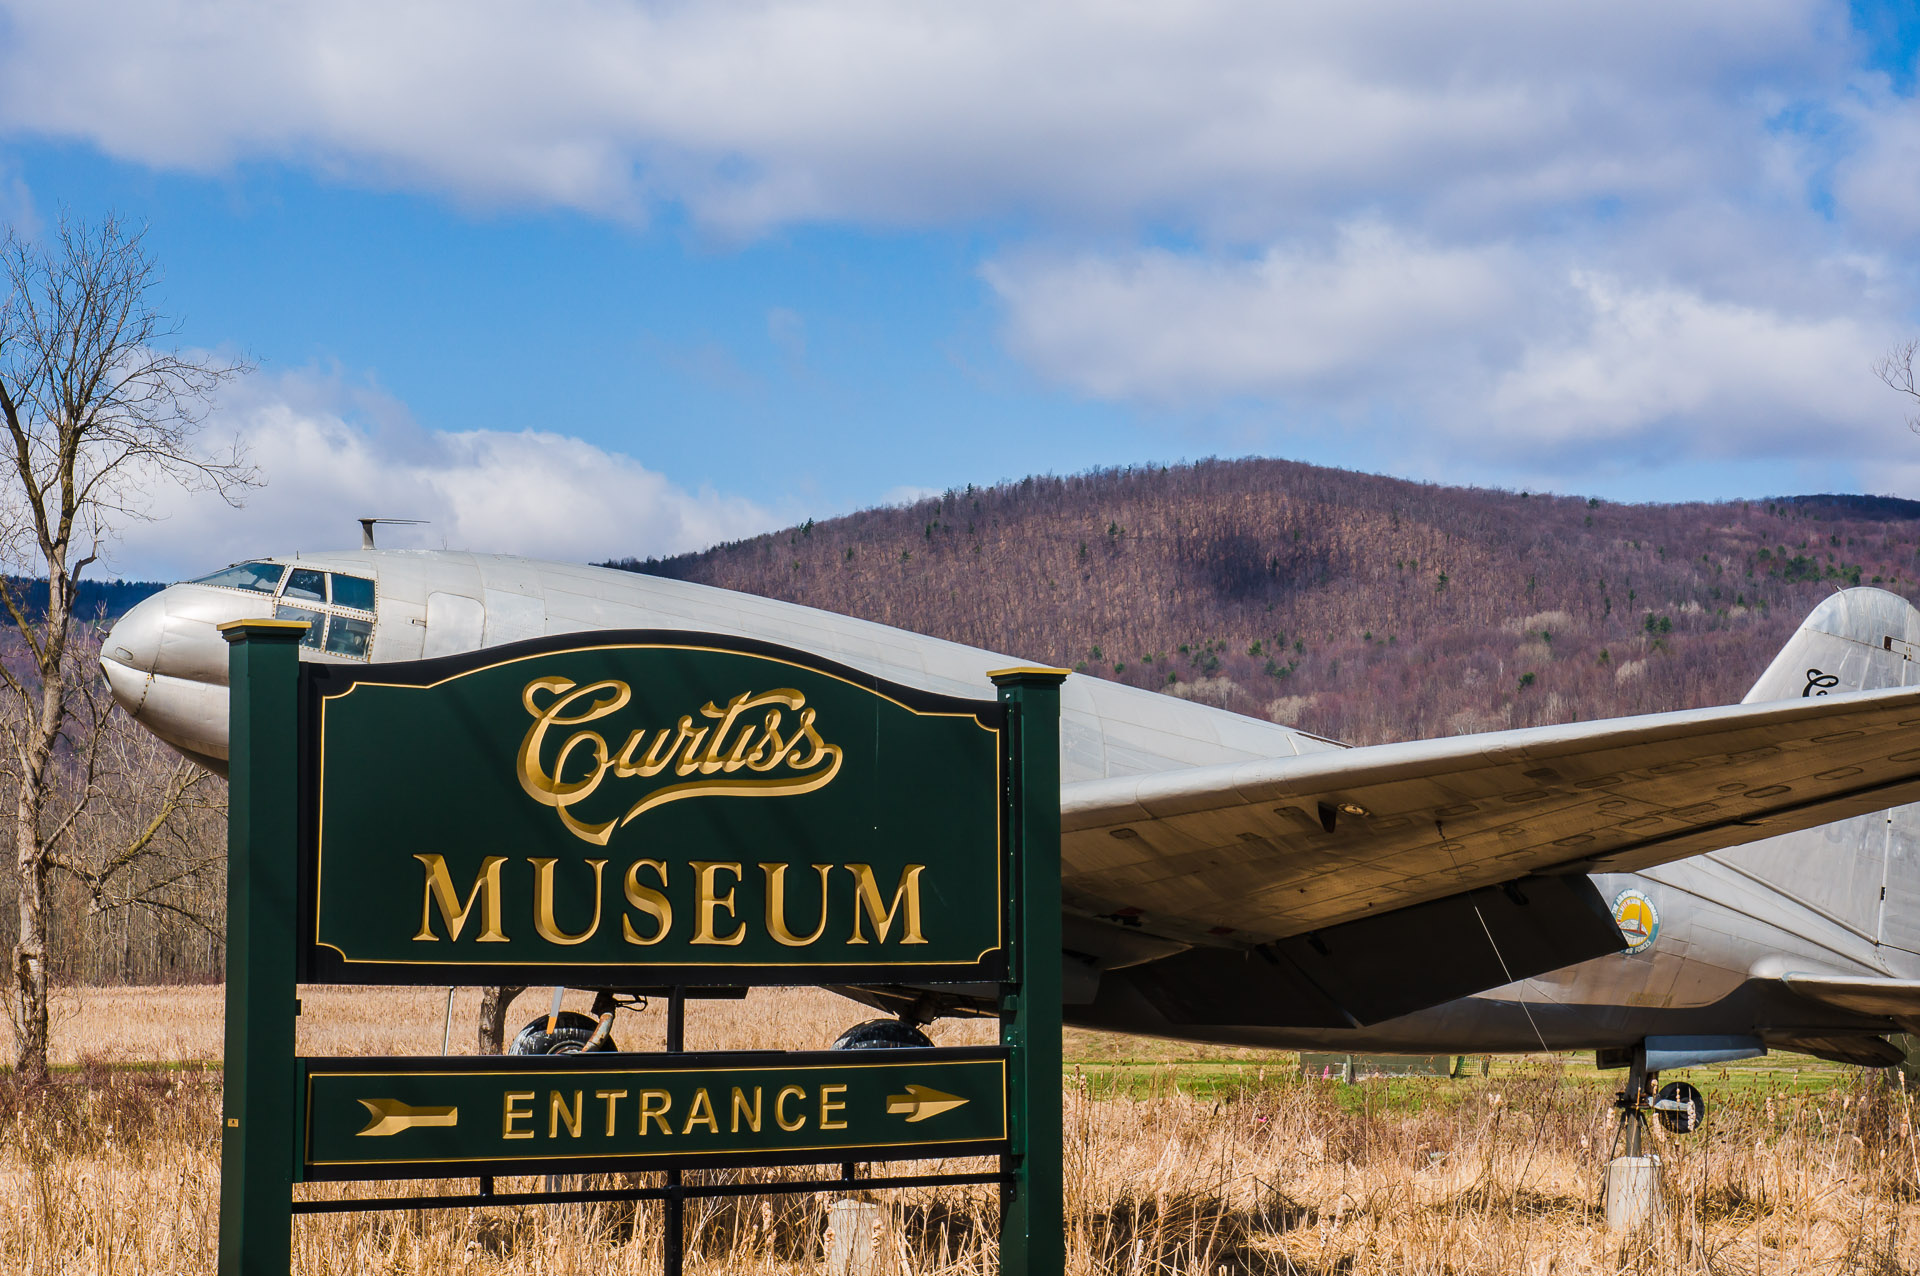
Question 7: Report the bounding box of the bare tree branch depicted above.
[1875,340,1920,434]
[0,211,257,1083]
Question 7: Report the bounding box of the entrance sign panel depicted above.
[300,1049,1009,1179]
[300,633,1008,984]
[219,621,1063,1276]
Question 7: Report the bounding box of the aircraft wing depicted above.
[1061,683,1920,948]
[1780,973,1920,1022]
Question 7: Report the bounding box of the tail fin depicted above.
[1724,587,1920,954]
[1743,587,1920,703]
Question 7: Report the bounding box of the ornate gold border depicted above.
[303,1058,1009,1168]
[311,639,1007,969]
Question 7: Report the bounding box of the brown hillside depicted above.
[608,458,1920,746]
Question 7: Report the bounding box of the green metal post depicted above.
[990,667,1066,1276]
[219,619,308,1276]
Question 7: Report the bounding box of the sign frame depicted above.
[296,1045,1011,1180]
[294,629,1012,988]
[216,620,1066,1276]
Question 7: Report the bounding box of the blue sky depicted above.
[2,0,1919,578]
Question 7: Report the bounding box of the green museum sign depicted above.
[299,634,1009,984]
[219,622,1064,1276]
[299,1049,1008,1179]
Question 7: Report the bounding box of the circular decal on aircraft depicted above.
[1612,889,1659,954]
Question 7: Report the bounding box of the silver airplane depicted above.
[98,547,1920,1113]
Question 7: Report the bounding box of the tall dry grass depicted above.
[5,988,1919,1273]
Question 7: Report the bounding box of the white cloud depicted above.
[880,484,940,506]
[106,371,778,580]
[986,226,1527,403]
[0,0,1851,234]
[2,0,1914,495]
[1485,272,1890,454]
[986,229,1907,474]
[1835,86,1920,245]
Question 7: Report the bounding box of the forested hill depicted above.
[607,459,1920,747]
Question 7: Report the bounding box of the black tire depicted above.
[830,1019,934,1050]
[1654,1080,1705,1133]
[509,1010,617,1055]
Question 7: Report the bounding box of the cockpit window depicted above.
[282,568,327,604]
[190,561,286,594]
[273,605,326,651]
[324,615,373,658]
[330,574,375,612]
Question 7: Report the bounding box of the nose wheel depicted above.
[1612,1054,1708,1155]
[829,1018,934,1050]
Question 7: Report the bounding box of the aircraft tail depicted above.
[1743,587,1920,703]
[1723,587,1920,959]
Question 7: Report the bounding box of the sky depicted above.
[2,1,1920,579]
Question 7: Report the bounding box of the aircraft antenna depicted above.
[358,517,428,550]
[1437,819,1554,1057]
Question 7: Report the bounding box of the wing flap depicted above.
[1109,873,1624,1028]
[1062,685,1920,946]
[1780,972,1920,1019]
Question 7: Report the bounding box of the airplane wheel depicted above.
[1654,1080,1705,1133]
[830,1019,934,1050]
[509,1011,617,1055]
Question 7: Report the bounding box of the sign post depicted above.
[215,628,1065,1275]
[991,668,1065,1276]
[218,619,309,1276]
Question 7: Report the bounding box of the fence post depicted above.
[990,667,1067,1276]
[218,619,307,1275]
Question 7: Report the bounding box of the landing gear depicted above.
[1610,1053,1708,1152]
[1653,1080,1705,1134]
[509,1009,618,1055]
[829,1018,935,1050]
[1612,1051,1656,1158]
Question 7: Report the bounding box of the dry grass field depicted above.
[5,984,1920,1273]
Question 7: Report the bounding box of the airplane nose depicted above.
[102,591,167,684]
[100,584,271,774]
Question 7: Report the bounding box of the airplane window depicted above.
[330,574,375,612]
[282,568,327,604]
[324,615,373,659]
[274,605,326,650]
[190,561,286,593]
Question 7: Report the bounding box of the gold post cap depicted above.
[218,617,311,642]
[987,665,1072,686]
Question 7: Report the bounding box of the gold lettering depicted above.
[638,1090,673,1135]
[697,691,807,775]
[595,1090,627,1136]
[530,857,607,945]
[730,1086,762,1134]
[413,854,509,942]
[745,710,788,771]
[785,708,832,768]
[691,862,745,945]
[846,864,928,945]
[622,859,672,945]
[762,862,833,947]
[550,1090,583,1139]
[775,1085,806,1132]
[516,678,629,844]
[682,1088,719,1135]
[518,677,844,845]
[669,716,711,777]
[819,1084,848,1131]
[613,727,676,778]
[503,1091,534,1140]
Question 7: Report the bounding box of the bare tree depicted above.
[1875,340,1920,433]
[0,214,253,1082]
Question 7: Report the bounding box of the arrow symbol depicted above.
[885,1085,969,1123]
[355,1098,459,1137]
